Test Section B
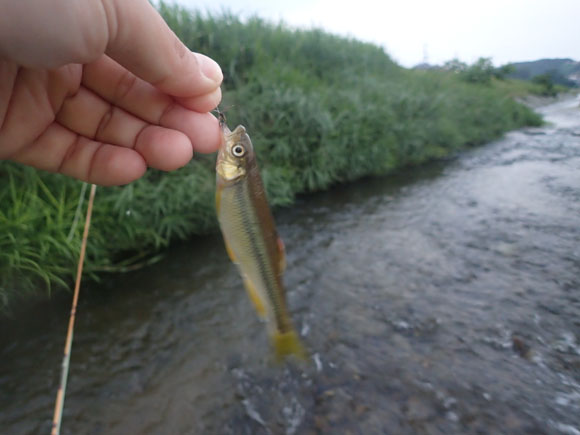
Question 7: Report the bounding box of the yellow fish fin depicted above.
[243,276,266,318]
[277,237,286,273]
[272,330,308,361]
[216,188,236,262]
[224,239,237,263]
[215,188,222,216]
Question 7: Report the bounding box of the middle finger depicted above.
[56,86,194,171]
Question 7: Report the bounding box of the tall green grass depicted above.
[0,5,543,308]
[0,165,77,306]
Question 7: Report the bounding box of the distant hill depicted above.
[507,58,580,87]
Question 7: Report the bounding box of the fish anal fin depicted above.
[243,276,266,318]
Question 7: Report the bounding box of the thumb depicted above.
[104,0,222,98]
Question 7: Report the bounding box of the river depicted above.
[1,96,579,434]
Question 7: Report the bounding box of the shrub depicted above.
[0,5,543,308]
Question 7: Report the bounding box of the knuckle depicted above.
[113,70,138,103]
[95,106,115,140]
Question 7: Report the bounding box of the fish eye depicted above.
[232,144,246,157]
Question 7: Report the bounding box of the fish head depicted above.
[217,124,255,183]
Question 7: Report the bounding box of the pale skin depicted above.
[0,0,223,186]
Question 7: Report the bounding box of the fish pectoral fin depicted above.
[216,189,236,262]
[277,237,286,273]
[243,277,266,318]
[215,189,222,216]
[272,329,308,361]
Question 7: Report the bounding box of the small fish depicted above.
[215,116,306,360]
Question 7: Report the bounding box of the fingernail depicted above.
[196,53,223,85]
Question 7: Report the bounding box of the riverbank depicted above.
[516,91,580,109]
[0,6,543,309]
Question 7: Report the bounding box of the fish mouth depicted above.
[219,121,246,146]
[225,125,247,144]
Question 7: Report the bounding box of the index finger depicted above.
[103,0,222,98]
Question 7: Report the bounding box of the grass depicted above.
[0,165,78,306]
[0,5,544,309]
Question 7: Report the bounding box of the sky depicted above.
[174,0,580,68]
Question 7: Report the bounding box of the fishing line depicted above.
[51,183,97,435]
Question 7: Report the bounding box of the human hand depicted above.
[0,0,223,186]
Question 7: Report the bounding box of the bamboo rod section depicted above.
[51,183,97,435]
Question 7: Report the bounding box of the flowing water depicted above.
[1,96,579,435]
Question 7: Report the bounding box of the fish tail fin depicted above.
[272,330,308,361]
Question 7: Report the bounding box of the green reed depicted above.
[0,5,543,308]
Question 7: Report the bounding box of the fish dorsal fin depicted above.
[277,237,286,273]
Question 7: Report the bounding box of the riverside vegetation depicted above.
[0,4,543,308]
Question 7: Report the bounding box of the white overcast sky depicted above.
[173,0,580,67]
